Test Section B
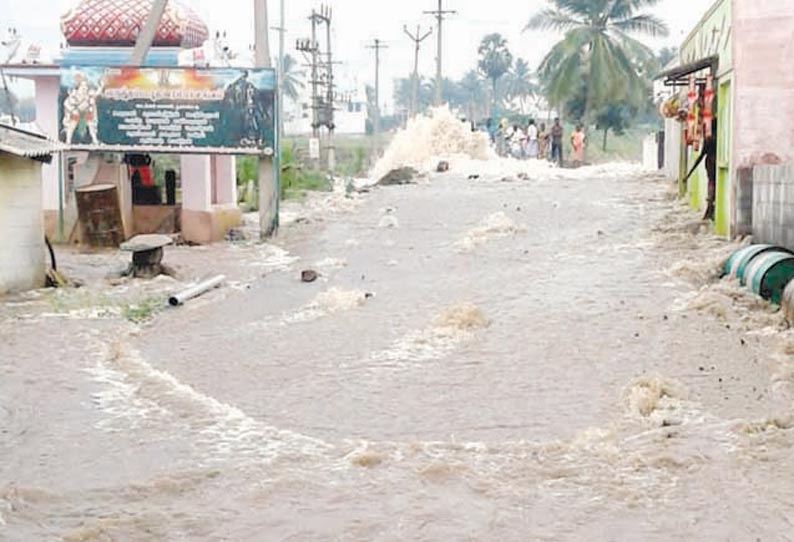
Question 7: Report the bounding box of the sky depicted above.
[5,0,716,106]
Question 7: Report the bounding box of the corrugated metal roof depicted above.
[0,124,61,162]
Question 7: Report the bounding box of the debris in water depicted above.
[168,275,225,307]
[376,167,418,187]
[349,449,387,468]
[301,270,319,283]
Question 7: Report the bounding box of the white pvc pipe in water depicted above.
[169,275,226,307]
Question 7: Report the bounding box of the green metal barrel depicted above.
[745,251,794,305]
[724,244,782,284]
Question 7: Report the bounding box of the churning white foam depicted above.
[369,303,490,367]
[283,288,370,324]
[87,338,332,465]
[455,212,526,253]
[371,106,493,180]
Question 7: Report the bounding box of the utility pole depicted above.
[309,11,321,141]
[296,13,321,168]
[297,6,337,171]
[274,0,286,144]
[131,0,168,65]
[367,39,387,143]
[318,5,335,172]
[273,0,285,236]
[403,25,432,118]
[424,0,455,106]
[254,0,277,238]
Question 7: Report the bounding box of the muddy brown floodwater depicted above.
[3,165,794,541]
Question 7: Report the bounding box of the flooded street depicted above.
[4,166,794,541]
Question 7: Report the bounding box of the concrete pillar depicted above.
[35,76,62,237]
[180,154,213,244]
[181,155,212,211]
[212,155,237,205]
[180,154,241,244]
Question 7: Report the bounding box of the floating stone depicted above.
[301,270,319,283]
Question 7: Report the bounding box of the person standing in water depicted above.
[551,118,564,166]
[486,118,495,144]
[526,119,539,159]
[538,122,549,160]
[571,125,586,168]
[684,118,718,221]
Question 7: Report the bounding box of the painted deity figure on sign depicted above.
[224,71,268,146]
[62,74,101,145]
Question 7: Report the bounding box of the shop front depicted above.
[658,0,733,235]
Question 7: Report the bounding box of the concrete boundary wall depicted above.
[752,164,794,248]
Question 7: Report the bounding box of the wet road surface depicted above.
[3,166,794,541]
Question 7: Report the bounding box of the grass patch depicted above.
[586,126,650,164]
[122,298,165,324]
[280,142,332,199]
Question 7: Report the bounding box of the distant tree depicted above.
[526,0,669,139]
[458,70,489,121]
[433,77,467,111]
[595,101,637,150]
[395,76,433,113]
[477,33,514,115]
[280,54,305,101]
[505,58,539,114]
[657,46,678,70]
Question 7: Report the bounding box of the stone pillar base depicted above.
[181,205,242,245]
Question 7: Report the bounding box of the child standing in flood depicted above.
[571,125,585,168]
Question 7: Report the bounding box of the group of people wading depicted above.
[487,117,586,168]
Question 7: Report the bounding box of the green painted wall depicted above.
[678,0,734,234]
[715,79,733,235]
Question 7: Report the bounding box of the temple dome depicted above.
[61,0,209,48]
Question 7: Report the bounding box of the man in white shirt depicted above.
[526,119,539,159]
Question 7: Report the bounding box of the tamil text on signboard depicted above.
[59,67,276,154]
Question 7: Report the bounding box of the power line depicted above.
[403,25,432,118]
[423,0,456,107]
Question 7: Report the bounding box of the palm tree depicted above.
[280,54,305,102]
[477,33,514,116]
[395,76,434,114]
[526,0,668,136]
[506,58,539,114]
[459,70,488,121]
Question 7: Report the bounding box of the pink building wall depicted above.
[34,76,60,211]
[733,0,794,168]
